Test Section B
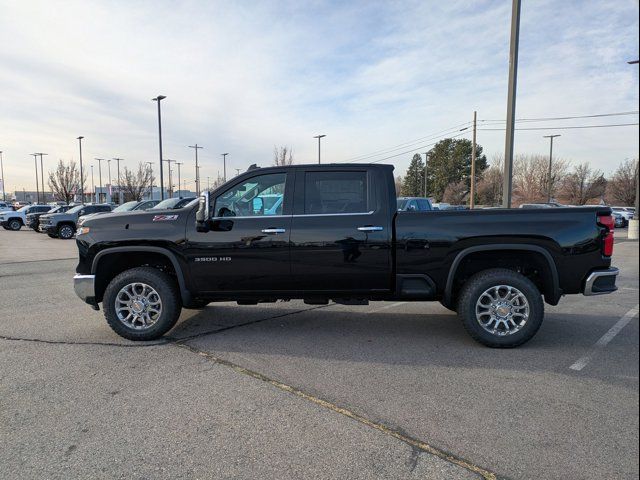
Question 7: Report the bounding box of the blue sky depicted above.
[1,0,638,192]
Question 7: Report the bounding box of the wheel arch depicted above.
[443,244,561,308]
[91,246,192,306]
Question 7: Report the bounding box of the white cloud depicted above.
[0,0,638,193]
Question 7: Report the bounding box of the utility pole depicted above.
[95,158,104,203]
[470,111,477,209]
[221,153,229,182]
[0,151,5,202]
[145,161,154,200]
[163,159,175,197]
[176,162,183,197]
[152,95,166,200]
[314,135,326,164]
[502,0,521,208]
[113,158,123,204]
[423,152,429,198]
[188,144,203,195]
[77,136,85,204]
[543,134,561,203]
[107,159,112,201]
[31,153,40,203]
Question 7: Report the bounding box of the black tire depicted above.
[457,268,544,348]
[7,218,22,231]
[57,224,75,239]
[103,267,182,341]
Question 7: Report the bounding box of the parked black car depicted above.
[74,164,618,347]
[40,204,112,239]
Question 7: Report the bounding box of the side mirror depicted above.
[195,193,211,232]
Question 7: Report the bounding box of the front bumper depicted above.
[583,267,619,296]
[39,224,56,234]
[73,274,99,309]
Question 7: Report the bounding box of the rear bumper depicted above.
[583,267,619,296]
[73,274,99,309]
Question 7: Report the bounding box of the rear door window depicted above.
[304,171,368,214]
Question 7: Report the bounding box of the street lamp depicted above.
[313,135,326,164]
[188,144,203,195]
[0,150,5,202]
[113,158,123,204]
[31,153,40,203]
[91,165,95,203]
[176,162,183,197]
[95,158,105,203]
[77,136,85,204]
[221,153,229,182]
[163,159,176,197]
[35,153,47,202]
[152,95,166,200]
[543,134,561,203]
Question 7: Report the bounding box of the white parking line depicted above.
[569,304,639,371]
[367,301,407,314]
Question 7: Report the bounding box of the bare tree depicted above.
[273,146,294,166]
[442,180,468,204]
[513,154,569,204]
[557,163,606,205]
[121,162,153,201]
[48,160,84,204]
[476,155,504,206]
[607,159,638,206]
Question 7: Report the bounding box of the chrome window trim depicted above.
[210,211,375,220]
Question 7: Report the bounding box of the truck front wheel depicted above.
[103,267,182,341]
[457,268,544,348]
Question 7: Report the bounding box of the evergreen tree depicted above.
[401,154,425,196]
[425,138,488,201]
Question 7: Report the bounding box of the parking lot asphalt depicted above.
[1,228,638,480]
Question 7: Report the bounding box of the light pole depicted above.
[107,159,112,201]
[91,165,95,203]
[543,135,561,203]
[95,158,104,203]
[176,162,183,197]
[77,136,85,204]
[35,153,47,202]
[188,144,203,195]
[113,158,123,203]
[31,153,40,203]
[0,150,5,201]
[502,0,521,208]
[313,135,326,164]
[221,153,229,182]
[152,95,166,200]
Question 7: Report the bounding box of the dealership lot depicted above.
[0,229,638,479]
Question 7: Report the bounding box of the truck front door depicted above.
[185,171,293,294]
[289,168,392,293]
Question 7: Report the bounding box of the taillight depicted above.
[598,214,615,257]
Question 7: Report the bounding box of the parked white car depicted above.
[0,204,52,230]
[611,207,633,226]
[0,201,13,212]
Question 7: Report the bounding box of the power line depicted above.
[343,121,472,162]
[481,110,639,123]
[478,122,639,131]
[365,130,470,164]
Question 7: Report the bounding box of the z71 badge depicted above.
[152,214,179,222]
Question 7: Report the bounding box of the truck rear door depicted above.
[289,167,392,293]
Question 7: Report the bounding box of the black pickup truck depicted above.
[74,164,618,347]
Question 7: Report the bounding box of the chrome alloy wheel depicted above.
[115,282,163,330]
[475,285,530,336]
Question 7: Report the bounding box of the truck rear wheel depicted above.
[457,268,544,348]
[103,267,182,341]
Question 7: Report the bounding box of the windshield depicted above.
[18,205,32,212]
[113,201,139,212]
[152,197,196,210]
[67,205,85,214]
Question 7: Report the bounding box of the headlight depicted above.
[76,226,91,236]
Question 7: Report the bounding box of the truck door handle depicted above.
[357,226,384,232]
[261,228,286,234]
